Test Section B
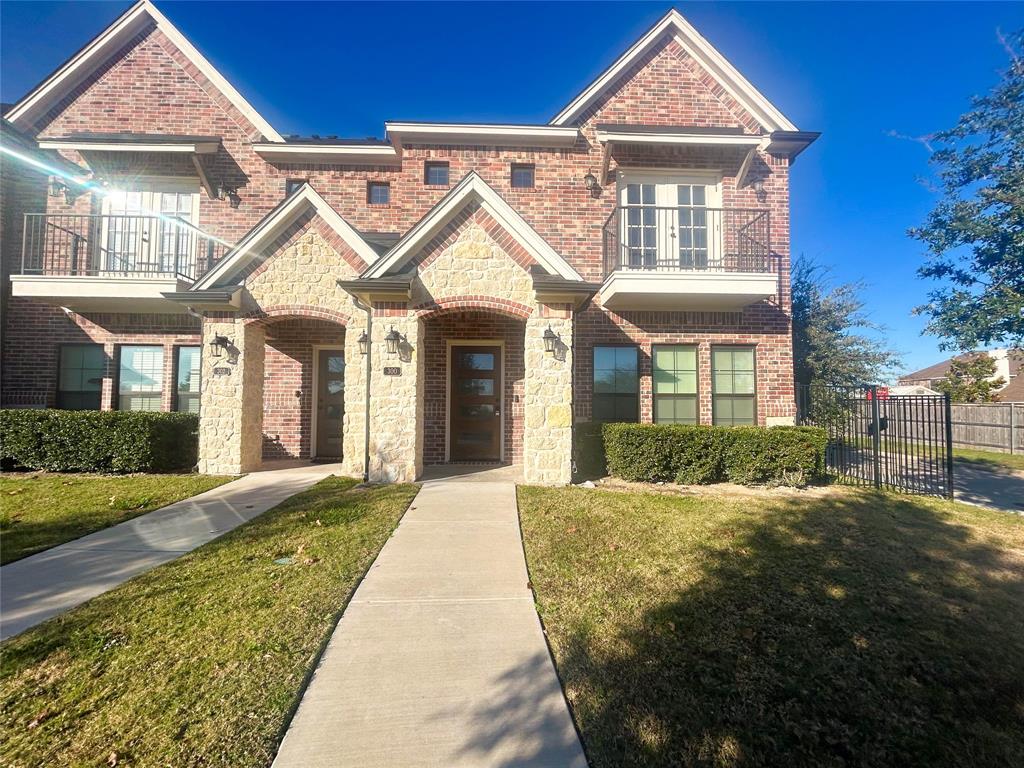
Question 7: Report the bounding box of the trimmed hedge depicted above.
[602,423,827,487]
[0,409,200,473]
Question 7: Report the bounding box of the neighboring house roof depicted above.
[2,0,284,142]
[192,183,379,289]
[900,350,1023,384]
[549,8,799,132]
[361,171,583,282]
[997,374,1024,402]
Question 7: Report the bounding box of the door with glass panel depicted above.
[618,176,721,270]
[449,346,502,461]
[315,349,345,459]
[102,182,200,275]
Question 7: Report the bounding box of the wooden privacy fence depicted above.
[947,402,1024,454]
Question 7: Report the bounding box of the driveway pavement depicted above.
[272,469,587,768]
[0,461,341,640]
[954,460,1024,514]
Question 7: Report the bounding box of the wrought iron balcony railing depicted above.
[602,206,774,276]
[19,213,230,283]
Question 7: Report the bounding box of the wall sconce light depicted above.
[543,325,559,354]
[384,326,404,355]
[209,334,231,358]
[216,184,241,208]
[583,170,599,193]
[49,178,80,205]
[752,177,767,202]
[357,330,369,355]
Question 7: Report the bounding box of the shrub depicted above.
[602,423,827,487]
[572,421,607,481]
[0,409,199,473]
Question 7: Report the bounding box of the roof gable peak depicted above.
[550,8,797,133]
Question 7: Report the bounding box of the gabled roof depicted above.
[550,8,798,133]
[3,1,283,142]
[362,172,582,281]
[192,183,379,290]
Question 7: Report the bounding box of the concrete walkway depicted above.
[1,462,341,640]
[954,460,1024,514]
[273,470,587,768]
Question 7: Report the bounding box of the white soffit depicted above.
[253,142,401,165]
[385,122,579,148]
[363,171,582,281]
[4,1,284,142]
[594,128,763,147]
[192,183,379,289]
[38,137,220,154]
[550,9,798,133]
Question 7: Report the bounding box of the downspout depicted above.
[352,296,372,482]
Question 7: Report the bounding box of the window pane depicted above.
[733,348,755,372]
[120,345,164,411]
[458,378,494,396]
[593,346,638,422]
[733,373,755,395]
[175,346,200,413]
[425,162,449,185]
[733,397,755,423]
[713,372,734,395]
[58,345,104,410]
[511,165,534,188]
[458,352,494,371]
[367,182,390,204]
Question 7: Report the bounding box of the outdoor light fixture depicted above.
[209,334,231,358]
[543,325,559,354]
[48,178,66,198]
[384,326,403,355]
[752,177,766,201]
[217,184,242,208]
[357,330,369,356]
[583,170,599,192]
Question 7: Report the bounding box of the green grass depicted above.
[518,485,1024,768]
[0,473,233,566]
[0,476,417,767]
[954,446,1024,473]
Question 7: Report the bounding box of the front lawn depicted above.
[1,476,417,767]
[954,446,1024,473]
[518,485,1024,767]
[0,473,233,565]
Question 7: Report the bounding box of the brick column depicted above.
[523,306,573,484]
[198,319,265,474]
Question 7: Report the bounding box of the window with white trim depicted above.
[119,345,164,412]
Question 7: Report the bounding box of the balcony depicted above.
[11,213,230,313]
[600,206,779,310]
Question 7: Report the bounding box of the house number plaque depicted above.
[383,367,401,376]
[213,367,232,376]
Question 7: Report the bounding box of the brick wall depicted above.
[3,22,796,427]
[261,318,345,460]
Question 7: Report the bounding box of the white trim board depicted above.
[253,143,401,165]
[38,138,220,154]
[192,183,379,290]
[550,9,798,133]
[4,1,283,142]
[386,123,578,148]
[594,129,764,148]
[362,171,582,282]
[445,339,506,463]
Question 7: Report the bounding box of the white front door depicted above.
[618,174,722,270]
[102,181,200,274]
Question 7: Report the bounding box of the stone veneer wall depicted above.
[524,313,574,484]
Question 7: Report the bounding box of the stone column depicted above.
[198,319,265,475]
[341,312,368,479]
[367,312,421,482]
[523,310,573,484]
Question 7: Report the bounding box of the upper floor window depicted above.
[57,344,104,410]
[424,161,449,186]
[510,163,535,189]
[367,181,391,205]
[593,346,638,423]
[118,345,164,412]
[712,346,756,426]
[285,179,307,197]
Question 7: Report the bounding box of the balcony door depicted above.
[101,181,200,275]
[618,174,722,270]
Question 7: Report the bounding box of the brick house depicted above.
[1,1,818,483]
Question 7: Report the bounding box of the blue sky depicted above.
[3,1,1022,377]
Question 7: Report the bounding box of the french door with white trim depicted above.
[101,181,200,274]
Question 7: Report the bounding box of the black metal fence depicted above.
[797,384,954,498]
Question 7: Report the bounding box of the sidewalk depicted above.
[0,462,342,640]
[272,472,587,768]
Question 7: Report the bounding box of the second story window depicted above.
[510,163,535,188]
[367,181,391,205]
[424,161,449,187]
[285,179,307,197]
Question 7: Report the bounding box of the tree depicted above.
[934,355,1006,402]
[792,257,902,388]
[909,29,1024,351]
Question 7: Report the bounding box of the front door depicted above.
[449,345,502,461]
[315,349,344,459]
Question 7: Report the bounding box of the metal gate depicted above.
[797,385,954,498]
